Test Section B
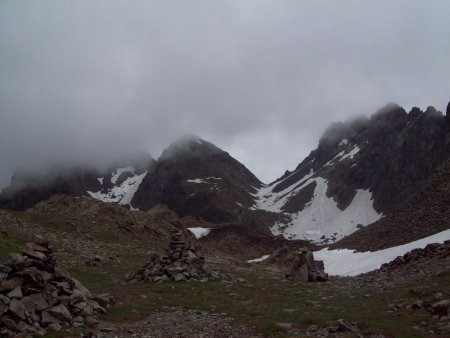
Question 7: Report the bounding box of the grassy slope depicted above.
[1,208,449,337]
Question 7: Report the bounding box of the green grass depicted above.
[68,266,450,337]
[1,209,449,337]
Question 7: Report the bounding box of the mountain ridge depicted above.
[0,102,449,249]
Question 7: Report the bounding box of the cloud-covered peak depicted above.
[159,135,224,162]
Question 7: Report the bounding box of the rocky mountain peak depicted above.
[159,135,224,162]
[254,102,450,244]
[370,103,407,123]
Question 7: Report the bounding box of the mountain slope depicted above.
[329,159,450,252]
[131,135,268,224]
[0,152,155,210]
[254,104,450,244]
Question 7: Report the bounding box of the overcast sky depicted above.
[1,0,449,188]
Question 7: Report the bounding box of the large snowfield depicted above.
[314,229,450,276]
[273,177,381,243]
[252,142,382,243]
[254,174,381,243]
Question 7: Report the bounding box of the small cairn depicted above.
[126,229,214,283]
[0,236,112,337]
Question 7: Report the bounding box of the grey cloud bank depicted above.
[1,0,449,188]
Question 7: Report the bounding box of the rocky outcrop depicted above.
[379,241,450,274]
[0,236,112,336]
[126,228,218,283]
[351,240,450,287]
[331,159,450,251]
[264,247,328,282]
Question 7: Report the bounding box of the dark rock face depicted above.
[330,159,450,251]
[0,152,155,210]
[0,236,112,337]
[131,136,264,224]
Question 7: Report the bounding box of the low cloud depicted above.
[1,0,449,187]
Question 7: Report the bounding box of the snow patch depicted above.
[186,177,221,191]
[88,168,147,207]
[187,179,207,184]
[326,145,360,165]
[339,139,348,146]
[252,168,316,213]
[97,177,104,185]
[186,177,222,184]
[315,229,450,276]
[270,178,382,243]
[111,166,134,184]
[188,227,211,239]
[340,145,360,161]
[247,254,270,263]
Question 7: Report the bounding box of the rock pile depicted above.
[0,236,112,336]
[264,247,328,282]
[355,240,450,286]
[409,293,450,334]
[126,229,214,283]
[380,241,450,271]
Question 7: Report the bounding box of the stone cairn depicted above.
[0,236,112,337]
[126,229,215,283]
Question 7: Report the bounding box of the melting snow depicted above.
[111,166,134,184]
[339,139,349,146]
[252,169,316,213]
[326,145,360,165]
[315,229,450,276]
[270,177,381,243]
[186,177,221,191]
[247,254,270,263]
[340,146,360,161]
[187,179,207,184]
[88,167,147,207]
[186,177,222,184]
[188,227,211,239]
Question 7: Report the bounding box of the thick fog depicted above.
[1,0,449,188]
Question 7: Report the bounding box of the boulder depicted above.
[49,304,72,322]
[431,300,450,316]
[264,247,328,282]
